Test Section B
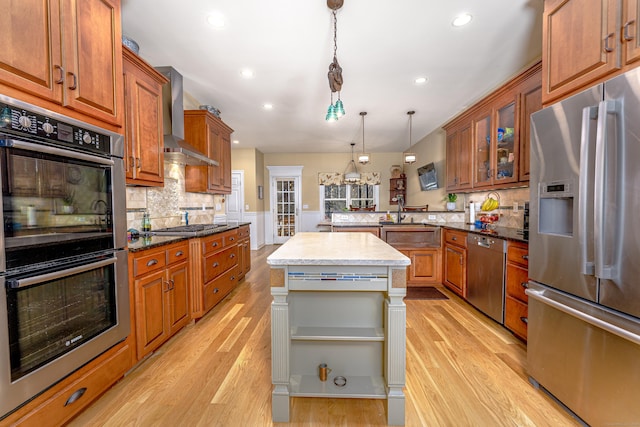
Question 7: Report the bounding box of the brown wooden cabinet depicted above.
[389,177,406,205]
[131,241,190,360]
[542,0,640,104]
[444,61,541,192]
[504,240,529,341]
[0,0,123,128]
[445,122,473,191]
[237,224,251,281]
[400,249,441,286]
[183,110,234,194]
[443,228,467,297]
[123,46,167,186]
[189,229,239,318]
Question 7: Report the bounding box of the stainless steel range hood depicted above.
[155,66,218,166]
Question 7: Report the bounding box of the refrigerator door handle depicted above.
[579,106,598,276]
[594,100,619,280]
[526,286,640,346]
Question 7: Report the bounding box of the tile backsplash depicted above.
[125,162,224,231]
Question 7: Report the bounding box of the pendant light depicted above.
[343,142,360,183]
[358,112,370,164]
[325,0,345,121]
[404,111,416,164]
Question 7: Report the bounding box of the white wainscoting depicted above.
[242,211,265,250]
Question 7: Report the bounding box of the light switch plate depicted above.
[513,202,518,212]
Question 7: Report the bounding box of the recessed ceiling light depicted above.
[414,77,428,85]
[232,139,240,144]
[207,13,226,29]
[263,103,273,110]
[452,13,472,27]
[240,69,254,79]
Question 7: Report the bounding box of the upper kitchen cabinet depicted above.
[184,110,234,194]
[444,61,541,192]
[444,120,472,191]
[542,0,640,104]
[123,46,167,186]
[0,0,123,129]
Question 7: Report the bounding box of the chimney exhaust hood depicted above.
[155,66,218,167]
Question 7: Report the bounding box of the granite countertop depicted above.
[127,222,252,252]
[267,232,410,266]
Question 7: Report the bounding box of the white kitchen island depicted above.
[267,232,410,425]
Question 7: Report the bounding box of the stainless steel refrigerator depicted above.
[528,68,640,426]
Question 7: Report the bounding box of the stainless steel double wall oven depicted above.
[0,95,129,418]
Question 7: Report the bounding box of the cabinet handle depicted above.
[452,236,457,241]
[129,156,135,168]
[170,279,175,290]
[163,281,170,292]
[212,262,219,268]
[55,65,65,84]
[230,275,235,281]
[624,20,636,41]
[213,288,219,294]
[146,259,159,267]
[522,254,529,260]
[230,253,235,258]
[175,251,184,257]
[64,387,87,406]
[520,282,529,289]
[212,242,219,247]
[136,157,141,168]
[229,237,235,241]
[520,316,528,324]
[68,72,78,90]
[603,32,615,53]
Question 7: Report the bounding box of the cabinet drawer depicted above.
[224,229,238,246]
[505,296,528,341]
[444,228,467,248]
[167,243,189,265]
[132,249,167,277]
[507,242,529,267]
[204,266,238,311]
[237,225,250,239]
[204,245,238,283]
[506,263,529,303]
[202,234,225,255]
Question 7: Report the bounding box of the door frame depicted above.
[267,166,303,244]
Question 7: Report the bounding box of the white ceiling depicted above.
[121,0,543,155]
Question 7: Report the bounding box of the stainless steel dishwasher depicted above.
[466,234,506,324]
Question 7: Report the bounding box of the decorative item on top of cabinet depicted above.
[237,224,251,280]
[443,228,467,297]
[0,0,124,129]
[123,46,168,186]
[504,240,529,341]
[189,229,239,319]
[183,110,234,194]
[389,175,406,205]
[130,241,190,360]
[542,0,640,104]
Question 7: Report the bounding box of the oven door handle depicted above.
[1,138,114,166]
[7,257,116,289]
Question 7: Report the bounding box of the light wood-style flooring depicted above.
[69,245,581,426]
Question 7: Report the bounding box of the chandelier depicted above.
[325,0,345,122]
[404,111,417,164]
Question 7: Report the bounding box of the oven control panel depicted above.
[0,101,111,156]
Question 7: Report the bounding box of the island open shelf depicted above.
[267,232,410,426]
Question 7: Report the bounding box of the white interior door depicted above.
[267,166,303,244]
[226,170,244,222]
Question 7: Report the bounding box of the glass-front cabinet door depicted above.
[494,94,519,185]
[274,178,298,243]
[473,110,492,188]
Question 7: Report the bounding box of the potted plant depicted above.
[62,190,75,214]
[446,193,457,211]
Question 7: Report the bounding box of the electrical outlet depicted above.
[428,214,436,220]
[513,201,519,212]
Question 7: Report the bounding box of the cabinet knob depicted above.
[146,259,158,267]
[520,316,528,324]
[452,236,457,241]
[175,251,184,257]
[522,254,529,260]
[213,262,219,268]
[213,288,219,294]
[230,253,235,258]
[229,237,235,241]
[212,242,219,247]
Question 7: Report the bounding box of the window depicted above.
[321,184,379,220]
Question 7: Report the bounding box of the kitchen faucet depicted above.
[396,195,405,223]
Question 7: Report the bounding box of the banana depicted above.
[481,197,499,211]
[481,199,491,211]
